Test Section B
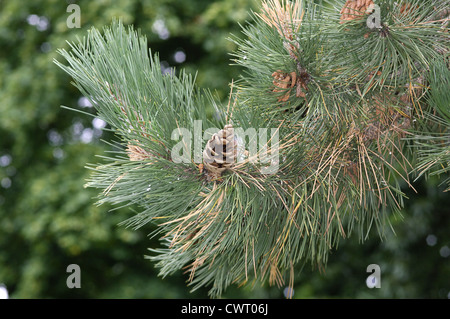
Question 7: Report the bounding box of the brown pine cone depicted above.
[340,0,375,23]
[272,70,295,102]
[272,69,308,101]
[203,124,237,181]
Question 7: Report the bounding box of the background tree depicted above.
[0,0,448,299]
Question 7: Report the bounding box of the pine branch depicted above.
[54,1,449,297]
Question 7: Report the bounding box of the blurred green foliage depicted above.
[0,0,448,299]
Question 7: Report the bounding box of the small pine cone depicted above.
[272,70,297,102]
[340,0,374,23]
[203,124,237,181]
[127,143,153,161]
